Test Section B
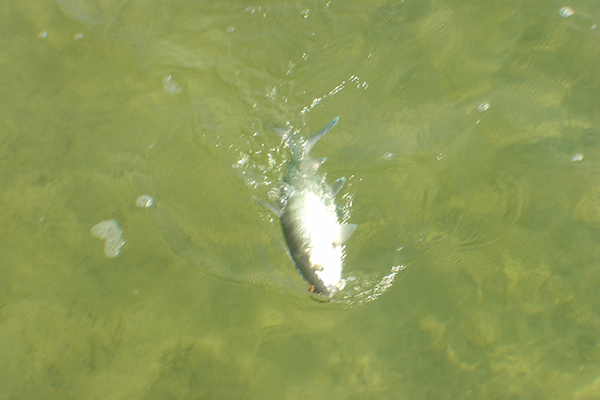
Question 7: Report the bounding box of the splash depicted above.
[339,265,406,307]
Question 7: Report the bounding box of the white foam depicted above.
[91,219,125,258]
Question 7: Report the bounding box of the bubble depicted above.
[163,75,182,95]
[559,6,575,18]
[477,102,490,112]
[57,0,109,24]
[74,33,84,40]
[571,153,584,162]
[136,195,154,208]
[91,219,125,258]
[38,31,48,39]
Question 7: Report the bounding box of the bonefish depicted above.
[263,117,357,297]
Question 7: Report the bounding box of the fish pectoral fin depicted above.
[333,223,357,246]
[330,177,346,197]
[257,200,282,217]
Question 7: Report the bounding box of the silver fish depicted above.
[263,117,357,297]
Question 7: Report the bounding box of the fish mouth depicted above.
[308,279,346,299]
[309,287,336,302]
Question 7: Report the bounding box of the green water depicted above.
[2,0,600,398]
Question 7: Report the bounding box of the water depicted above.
[1,0,600,398]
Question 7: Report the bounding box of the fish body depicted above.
[268,117,356,297]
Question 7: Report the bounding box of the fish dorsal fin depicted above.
[305,117,340,153]
[333,223,357,246]
[330,177,346,197]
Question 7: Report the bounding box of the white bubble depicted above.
[559,6,574,18]
[91,219,125,258]
[74,33,84,40]
[571,153,584,162]
[38,31,48,39]
[163,75,182,94]
[91,220,115,239]
[136,195,154,208]
[477,102,490,112]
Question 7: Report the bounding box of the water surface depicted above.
[1,0,600,398]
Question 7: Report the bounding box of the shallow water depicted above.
[2,0,600,398]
